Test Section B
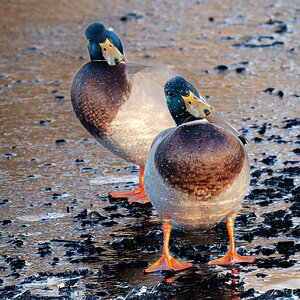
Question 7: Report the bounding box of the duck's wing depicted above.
[206,111,248,144]
[126,63,177,87]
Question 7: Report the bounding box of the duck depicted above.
[71,23,178,203]
[144,76,256,273]
[71,23,246,204]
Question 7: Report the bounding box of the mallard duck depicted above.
[71,23,180,203]
[71,23,245,204]
[144,76,256,272]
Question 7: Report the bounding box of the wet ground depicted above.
[0,0,299,299]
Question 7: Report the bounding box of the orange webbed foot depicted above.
[109,166,150,204]
[145,254,192,273]
[109,187,145,199]
[145,220,192,274]
[109,188,150,204]
[209,215,256,267]
[208,252,256,266]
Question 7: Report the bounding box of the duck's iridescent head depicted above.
[85,23,124,66]
[164,76,214,126]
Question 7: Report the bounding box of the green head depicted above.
[85,23,124,66]
[164,76,214,126]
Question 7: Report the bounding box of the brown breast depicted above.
[154,122,245,199]
[70,61,131,138]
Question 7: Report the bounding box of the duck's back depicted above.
[144,120,250,229]
[71,61,175,165]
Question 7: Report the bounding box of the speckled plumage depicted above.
[71,61,131,138]
[71,60,176,165]
[144,120,250,229]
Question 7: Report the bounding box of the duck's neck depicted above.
[176,114,199,126]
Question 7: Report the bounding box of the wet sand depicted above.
[0,0,299,299]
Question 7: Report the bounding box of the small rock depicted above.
[215,65,228,72]
[55,139,68,145]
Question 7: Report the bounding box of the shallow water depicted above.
[0,0,299,299]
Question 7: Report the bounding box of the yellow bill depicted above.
[182,90,214,118]
[99,38,124,66]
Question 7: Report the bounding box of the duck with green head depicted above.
[71,23,246,204]
[144,76,256,272]
[71,23,178,203]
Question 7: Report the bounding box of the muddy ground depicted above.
[0,1,299,299]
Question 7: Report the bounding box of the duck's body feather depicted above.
[71,61,175,165]
[144,120,250,229]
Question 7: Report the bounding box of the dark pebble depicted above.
[75,158,85,163]
[52,193,63,200]
[101,220,118,227]
[120,12,144,22]
[208,17,214,22]
[215,65,228,72]
[256,257,296,268]
[10,239,24,247]
[263,176,294,192]
[291,185,300,196]
[240,288,256,298]
[110,237,137,252]
[277,90,284,98]
[256,273,268,278]
[261,155,277,165]
[290,202,300,217]
[292,148,300,154]
[103,204,118,211]
[282,118,300,128]
[37,242,52,257]
[290,225,300,237]
[7,257,26,270]
[282,166,299,175]
[253,137,263,143]
[275,23,288,34]
[75,209,88,219]
[1,219,12,225]
[263,87,275,93]
[39,120,52,125]
[235,67,246,73]
[54,95,65,100]
[22,46,38,52]
[55,139,68,144]
[0,199,9,205]
[102,258,148,270]
[254,289,297,299]
[70,256,101,264]
[276,241,296,255]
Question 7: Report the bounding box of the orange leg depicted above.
[145,220,192,273]
[208,215,256,266]
[109,166,150,204]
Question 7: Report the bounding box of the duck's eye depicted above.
[109,44,112,47]
[188,101,192,104]
[103,48,107,51]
